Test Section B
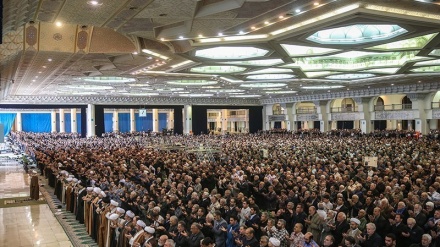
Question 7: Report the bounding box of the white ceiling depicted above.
[2,0,440,105]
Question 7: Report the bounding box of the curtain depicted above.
[104,113,113,132]
[118,113,130,133]
[0,113,17,136]
[136,113,152,132]
[22,113,51,133]
[77,113,82,134]
[159,113,167,130]
[65,113,71,133]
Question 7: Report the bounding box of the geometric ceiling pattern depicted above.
[1,0,440,104]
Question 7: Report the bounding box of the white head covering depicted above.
[100,191,106,197]
[87,187,93,191]
[126,210,135,218]
[66,178,73,182]
[137,220,146,228]
[72,178,78,183]
[269,237,280,247]
[116,207,125,214]
[93,187,101,194]
[107,213,119,221]
[110,200,119,207]
[350,218,361,225]
[144,226,155,234]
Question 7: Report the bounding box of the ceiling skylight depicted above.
[267,91,298,94]
[190,66,246,73]
[194,47,269,59]
[367,33,437,51]
[280,44,340,57]
[411,66,440,72]
[307,24,407,44]
[283,51,427,71]
[82,77,136,83]
[362,68,400,74]
[179,94,214,97]
[413,59,440,66]
[240,83,287,88]
[219,59,284,66]
[430,49,440,56]
[205,89,244,93]
[166,80,218,86]
[244,68,292,75]
[301,85,345,89]
[326,73,376,79]
[246,74,295,80]
[123,92,160,96]
[64,85,113,90]
[230,95,261,98]
[305,71,339,78]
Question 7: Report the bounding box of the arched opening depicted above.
[401,96,414,130]
[374,97,386,130]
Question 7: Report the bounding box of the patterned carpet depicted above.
[0,196,46,208]
[40,177,99,247]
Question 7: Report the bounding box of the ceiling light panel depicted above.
[411,66,440,72]
[230,95,262,98]
[413,59,440,66]
[283,51,429,71]
[205,89,244,93]
[166,80,218,86]
[246,74,295,80]
[244,68,292,75]
[64,85,113,90]
[280,44,340,57]
[82,77,136,83]
[367,33,437,51]
[218,59,284,66]
[240,83,287,88]
[307,24,407,45]
[190,66,246,73]
[362,68,400,74]
[194,47,269,59]
[429,49,440,56]
[301,85,345,89]
[179,94,214,97]
[326,73,376,79]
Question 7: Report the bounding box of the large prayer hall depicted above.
[1,1,440,247]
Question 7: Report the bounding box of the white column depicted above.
[355,97,372,134]
[409,93,429,134]
[429,119,438,130]
[113,109,119,132]
[59,109,65,133]
[168,110,174,130]
[15,112,22,131]
[263,104,272,130]
[221,109,228,134]
[184,105,192,135]
[51,110,57,133]
[245,109,250,133]
[130,109,136,133]
[71,109,77,133]
[87,104,95,137]
[153,109,159,132]
[285,103,293,131]
[316,100,329,132]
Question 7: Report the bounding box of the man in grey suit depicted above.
[212,210,228,247]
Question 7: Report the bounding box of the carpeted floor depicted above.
[0,196,46,208]
[39,176,99,247]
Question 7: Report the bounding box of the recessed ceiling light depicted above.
[279,15,284,19]
[87,1,102,6]
[132,51,138,55]
[391,83,394,86]
[295,9,301,13]
[239,31,245,35]
[48,58,52,62]
[218,32,223,36]
[55,21,62,27]
[264,21,270,25]
[160,38,165,41]
[314,2,320,6]
[198,34,204,38]
[251,26,256,30]
[179,36,184,39]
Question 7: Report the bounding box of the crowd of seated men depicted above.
[9,130,440,247]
